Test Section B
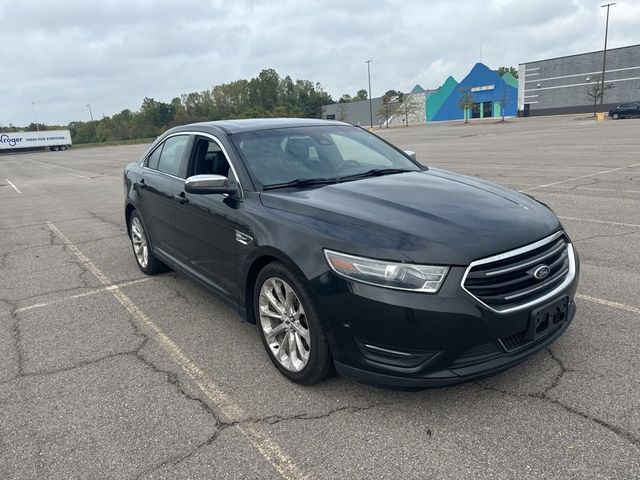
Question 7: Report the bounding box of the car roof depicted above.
[173,118,353,135]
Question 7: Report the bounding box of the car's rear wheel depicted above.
[255,262,333,385]
[129,211,168,275]
[612,112,620,120]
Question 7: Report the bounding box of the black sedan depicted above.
[609,102,640,119]
[123,119,579,387]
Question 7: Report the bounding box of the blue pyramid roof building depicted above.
[431,63,518,121]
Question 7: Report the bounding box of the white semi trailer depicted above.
[0,130,72,152]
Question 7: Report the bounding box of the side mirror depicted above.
[184,174,237,195]
[404,150,417,160]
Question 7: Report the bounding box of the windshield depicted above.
[230,125,421,188]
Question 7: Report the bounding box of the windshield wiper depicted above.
[338,168,417,181]
[262,177,339,190]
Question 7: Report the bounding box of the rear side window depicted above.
[157,135,189,177]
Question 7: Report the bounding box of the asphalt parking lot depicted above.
[1,115,639,479]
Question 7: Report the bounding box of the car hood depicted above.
[259,170,561,265]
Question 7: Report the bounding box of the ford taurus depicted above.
[123,118,579,387]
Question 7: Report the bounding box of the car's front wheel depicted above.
[255,262,333,385]
[129,210,168,275]
[612,112,620,120]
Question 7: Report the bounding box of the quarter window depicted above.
[147,144,163,170]
[157,135,189,177]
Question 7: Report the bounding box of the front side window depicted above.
[156,135,189,177]
[231,125,420,187]
[189,137,230,178]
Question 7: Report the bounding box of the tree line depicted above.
[1,69,340,144]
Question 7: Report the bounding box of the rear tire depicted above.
[128,210,168,275]
[255,262,333,385]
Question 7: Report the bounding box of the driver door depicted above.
[173,136,239,299]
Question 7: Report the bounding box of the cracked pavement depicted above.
[1,116,640,479]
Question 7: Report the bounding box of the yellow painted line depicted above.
[577,294,640,315]
[14,278,151,313]
[47,222,307,480]
[6,179,22,194]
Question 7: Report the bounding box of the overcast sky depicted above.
[1,0,638,126]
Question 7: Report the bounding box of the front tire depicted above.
[255,262,333,385]
[129,210,168,275]
[612,112,620,120]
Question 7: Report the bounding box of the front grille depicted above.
[463,232,573,312]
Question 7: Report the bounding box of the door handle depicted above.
[138,178,146,189]
[173,192,189,204]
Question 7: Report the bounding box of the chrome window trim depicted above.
[142,131,243,198]
[460,231,576,314]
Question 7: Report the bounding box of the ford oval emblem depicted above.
[533,265,551,280]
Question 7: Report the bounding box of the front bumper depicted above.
[311,258,579,388]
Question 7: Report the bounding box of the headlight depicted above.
[324,249,449,293]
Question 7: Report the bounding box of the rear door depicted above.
[138,134,191,257]
[174,135,239,299]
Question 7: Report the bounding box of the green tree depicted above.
[354,89,368,101]
[586,75,614,116]
[383,89,403,101]
[398,95,421,127]
[496,66,518,78]
[140,97,175,135]
[496,87,512,122]
[458,89,475,124]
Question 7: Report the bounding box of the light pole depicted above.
[365,60,373,128]
[86,104,94,123]
[102,113,110,141]
[600,3,615,105]
[31,101,40,132]
[86,104,95,142]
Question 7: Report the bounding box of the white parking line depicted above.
[522,162,640,192]
[577,294,640,315]
[14,278,151,313]
[6,179,22,194]
[558,216,640,229]
[47,222,307,480]
[552,185,640,194]
[70,173,92,180]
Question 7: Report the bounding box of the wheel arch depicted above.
[124,202,136,237]
[241,247,311,325]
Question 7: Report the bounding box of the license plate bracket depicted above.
[526,296,569,342]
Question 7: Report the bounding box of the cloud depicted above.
[0,0,637,126]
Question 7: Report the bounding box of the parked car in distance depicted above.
[609,102,640,119]
[123,118,579,387]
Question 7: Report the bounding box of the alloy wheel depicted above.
[258,277,311,372]
[130,216,149,269]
